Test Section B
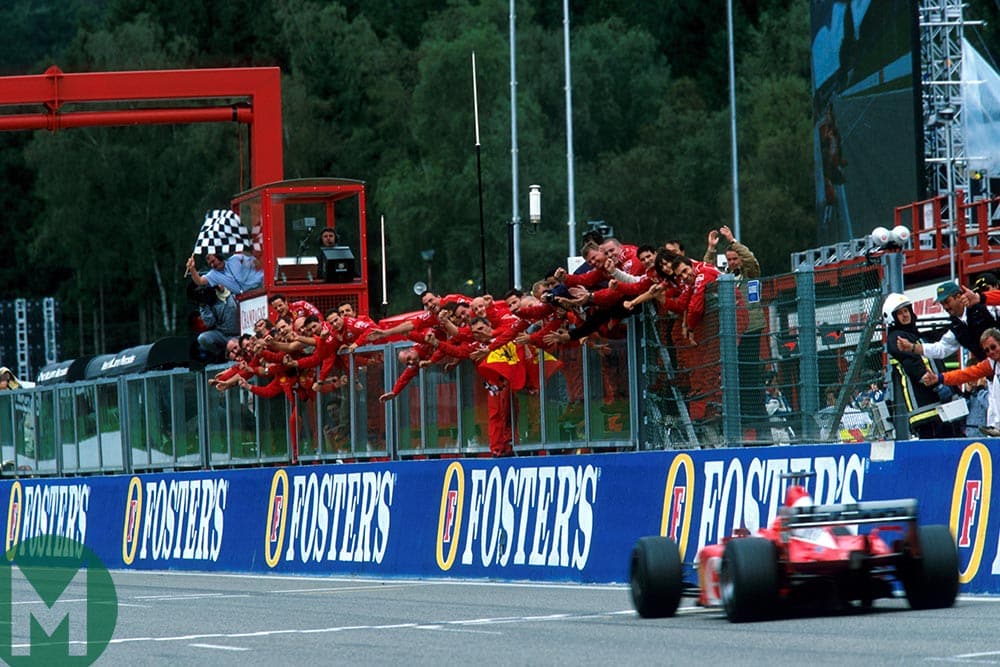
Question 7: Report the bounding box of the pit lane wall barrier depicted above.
[2,438,998,594]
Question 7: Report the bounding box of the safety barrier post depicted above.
[717,274,741,444]
[384,343,398,461]
[795,266,820,441]
[625,318,640,450]
[196,370,210,469]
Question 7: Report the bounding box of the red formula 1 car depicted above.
[629,479,959,622]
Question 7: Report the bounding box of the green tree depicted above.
[736,0,814,274]
[0,0,858,335]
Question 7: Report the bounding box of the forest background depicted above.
[1,0,997,357]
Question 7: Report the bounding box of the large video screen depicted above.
[811,0,923,245]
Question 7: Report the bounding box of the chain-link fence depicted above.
[639,262,888,448]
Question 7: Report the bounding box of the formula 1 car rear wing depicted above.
[779,499,919,530]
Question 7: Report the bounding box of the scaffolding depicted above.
[794,2,987,275]
[919,0,984,215]
[43,297,58,367]
[14,298,28,380]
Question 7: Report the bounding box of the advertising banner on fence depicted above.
[1,439,997,592]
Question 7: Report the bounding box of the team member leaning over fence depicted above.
[208,337,254,391]
[378,341,436,403]
[883,293,963,439]
[426,316,523,457]
[668,255,748,423]
[921,327,1000,437]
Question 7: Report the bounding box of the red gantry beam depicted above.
[0,65,283,186]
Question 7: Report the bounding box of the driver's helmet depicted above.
[784,485,813,508]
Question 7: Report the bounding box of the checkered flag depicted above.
[250,219,263,254]
[192,209,249,255]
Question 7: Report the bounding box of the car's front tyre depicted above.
[630,536,683,618]
[903,524,959,610]
[720,537,779,622]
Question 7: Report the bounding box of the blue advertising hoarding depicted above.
[1,439,996,593]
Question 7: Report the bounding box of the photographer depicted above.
[193,283,240,363]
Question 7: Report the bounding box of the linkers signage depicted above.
[100,354,137,372]
[36,367,68,382]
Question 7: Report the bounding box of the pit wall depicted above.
[2,438,996,593]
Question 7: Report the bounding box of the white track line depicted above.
[134,593,251,601]
[268,583,429,594]
[189,643,250,652]
[97,609,635,648]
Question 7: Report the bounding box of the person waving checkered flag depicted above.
[192,209,248,256]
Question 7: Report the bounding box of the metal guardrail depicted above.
[0,331,640,475]
[0,263,893,476]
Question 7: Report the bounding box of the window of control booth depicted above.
[276,199,358,284]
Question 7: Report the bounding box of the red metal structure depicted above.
[894,191,1000,286]
[800,191,1000,290]
[232,178,369,316]
[0,65,283,186]
[0,65,370,315]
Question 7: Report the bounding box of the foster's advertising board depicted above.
[1,439,998,592]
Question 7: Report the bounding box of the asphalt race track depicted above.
[20,570,1000,665]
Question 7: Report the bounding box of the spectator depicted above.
[196,284,241,362]
[922,327,1000,436]
[369,291,444,341]
[964,376,989,436]
[0,367,20,391]
[964,280,1000,314]
[763,372,794,445]
[337,301,374,324]
[207,338,253,391]
[883,293,961,439]
[704,224,765,437]
[252,318,274,339]
[816,387,872,441]
[973,271,998,294]
[703,225,760,281]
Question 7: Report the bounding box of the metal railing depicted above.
[0,264,893,476]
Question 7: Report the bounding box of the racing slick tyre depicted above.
[630,536,682,618]
[720,537,779,622]
[903,524,959,610]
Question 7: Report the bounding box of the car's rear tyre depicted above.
[903,525,959,610]
[630,536,682,618]
[720,537,779,622]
